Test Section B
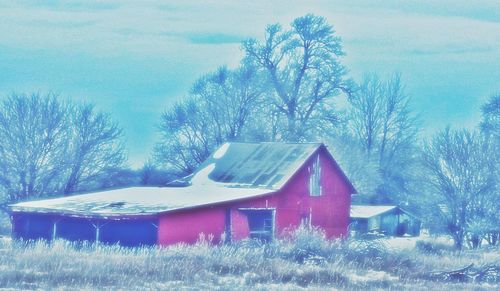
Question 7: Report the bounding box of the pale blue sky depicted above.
[0,1,499,167]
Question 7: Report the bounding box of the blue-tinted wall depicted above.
[11,212,158,247]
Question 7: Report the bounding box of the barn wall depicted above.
[380,211,398,235]
[230,209,250,241]
[263,147,352,238]
[229,147,353,239]
[156,147,353,246]
[157,206,226,245]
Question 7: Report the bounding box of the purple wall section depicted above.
[158,206,226,245]
[157,147,353,246]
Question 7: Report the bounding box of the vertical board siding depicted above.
[158,207,226,245]
[230,209,250,241]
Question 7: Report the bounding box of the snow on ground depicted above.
[384,236,421,250]
[384,233,455,250]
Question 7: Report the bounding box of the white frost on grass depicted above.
[384,236,420,250]
[348,270,398,283]
[213,142,230,159]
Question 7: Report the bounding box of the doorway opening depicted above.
[240,209,275,242]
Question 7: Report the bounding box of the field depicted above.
[0,226,498,290]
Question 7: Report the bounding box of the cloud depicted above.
[16,0,122,11]
[186,33,245,44]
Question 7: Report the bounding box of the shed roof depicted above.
[10,185,274,217]
[350,205,396,219]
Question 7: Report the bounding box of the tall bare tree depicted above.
[154,63,266,174]
[155,98,212,174]
[0,93,68,201]
[344,74,419,203]
[243,14,350,141]
[478,93,500,245]
[190,63,267,143]
[0,93,126,202]
[63,104,125,194]
[422,128,497,249]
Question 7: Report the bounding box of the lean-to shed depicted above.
[10,142,356,246]
[350,205,421,237]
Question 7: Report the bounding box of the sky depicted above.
[0,0,499,167]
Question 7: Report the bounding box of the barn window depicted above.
[309,155,322,196]
[241,209,275,242]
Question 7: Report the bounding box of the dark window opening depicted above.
[242,209,274,242]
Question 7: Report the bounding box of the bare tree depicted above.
[63,104,125,194]
[155,94,222,175]
[422,128,497,249]
[479,93,500,245]
[190,63,267,142]
[139,160,176,186]
[243,14,350,141]
[0,93,127,202]
[348,74,383,156]
[348,74,418,161]
[344,74,420,203]
[154,64,266,174]
[327,128,381,197]
[480,93,500,140]
[0,93,68,201]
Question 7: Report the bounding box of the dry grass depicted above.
[0,226,498,290]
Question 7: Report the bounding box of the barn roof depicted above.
[350,205,396,219]
[194,142,322,190]
[10,142,354,217]
[10,185,275,217]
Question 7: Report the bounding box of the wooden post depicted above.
[52,221,57,241]
[94,222,100,248]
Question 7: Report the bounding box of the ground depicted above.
[0,226,498,290]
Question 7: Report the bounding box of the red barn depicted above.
[10,143,355,246]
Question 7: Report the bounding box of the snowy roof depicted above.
[195,142,322,190]
[350,205,396,219]
[10,185,275,217]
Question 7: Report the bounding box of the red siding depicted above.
[157,147,353,246]
[157,206,225,245]
[230,209,250,240]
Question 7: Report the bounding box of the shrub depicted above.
[416,240,455,255]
